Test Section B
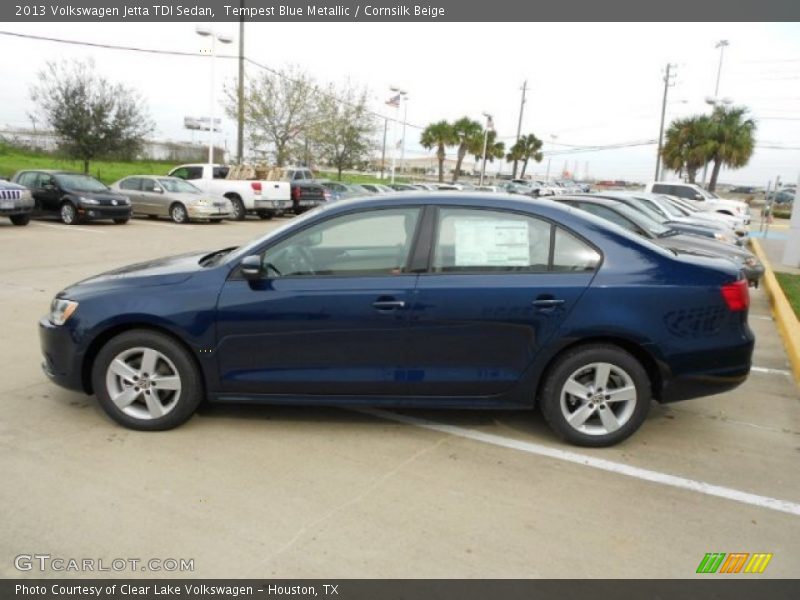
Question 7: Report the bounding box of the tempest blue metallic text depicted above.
[39,194,754,446]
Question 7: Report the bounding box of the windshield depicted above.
[55,173,108,192]
[624,197,670,224]
[610,202,672,237]
[652,196,684,218]
[158,178,201,194]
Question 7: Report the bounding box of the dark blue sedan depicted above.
[39,194,754,446]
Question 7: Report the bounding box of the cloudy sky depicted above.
[1,21,799,185]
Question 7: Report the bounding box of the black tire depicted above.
[91,330,203,431]
[258,212,273,220]
[60,201,79,225]
[228,195,245,221]
[147,214,159,220]
[113,217,130,225]
[170,203,189,224]
[209,218,223,224]
[539,344,651,447]
[10,213,31,226]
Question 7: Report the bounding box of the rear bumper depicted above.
[658,329,755,403]
[253,199,292,213]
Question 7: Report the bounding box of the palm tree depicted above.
[706,106,756,192]
[473,130,505,178]
[420,120,455,183]
[451,117,483,182]
[506,134,544,179]
[661,116,713,183]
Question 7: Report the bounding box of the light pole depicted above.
[700,40,731,186]
[479,112,493,186]
[196,26,233,165]
[655,63,677,181]
[714,39,729,98]
[389,86,407,184]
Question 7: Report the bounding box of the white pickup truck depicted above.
[645,181,751,225]
[167,164,291,220]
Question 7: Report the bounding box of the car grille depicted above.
[0,190,22,200]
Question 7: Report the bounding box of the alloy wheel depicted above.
[104,347,182,420]
[61,203,77,225]
[559,362,637,436]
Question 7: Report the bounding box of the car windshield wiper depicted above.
[199,247,237,267]
[656,228,681,238]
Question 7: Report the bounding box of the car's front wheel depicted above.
[539,344,650,447]
[60,202,78,225]
[92,330,203,431]
[170,203,189,224]
[10,213,31,226]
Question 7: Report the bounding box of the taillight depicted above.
[721,279,749,312]
[250,182,262,193]
[291,186,301,200]
[323,190,332,202]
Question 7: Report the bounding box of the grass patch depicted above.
[776,272,800,320]
[316,170,411,184]
[0,145,176,185]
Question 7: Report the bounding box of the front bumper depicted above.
[39,317,86,392]
[78,205,132,221]
[0,197,34,216]
[188,205,230,219]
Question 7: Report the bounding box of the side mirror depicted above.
[43,183,56,191]
[694,193,704,201]
[240,255,263,280]
[153,187,164,194]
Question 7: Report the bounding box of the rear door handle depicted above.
[373,300,406,310]
[532,298,565,308]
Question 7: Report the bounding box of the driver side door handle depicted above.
[372,300,406,311]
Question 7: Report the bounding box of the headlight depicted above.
[744,257,758,267]
[49,299,79,326]
[714,232,733,243]
[79,197,99,205]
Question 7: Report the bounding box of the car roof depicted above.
[18,169,83,175]
[556,195,622,207]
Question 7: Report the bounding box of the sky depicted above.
[1,21,799,185]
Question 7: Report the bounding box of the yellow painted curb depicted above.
[751,239,800,385]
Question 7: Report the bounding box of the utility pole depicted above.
[654,63,676,181]
[512,80,527,178]
[380,117,388,180]
[236,0,245,164]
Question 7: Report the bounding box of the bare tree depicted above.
[30,59,153,173]
[310,83,376,180]
[226,65,317,166]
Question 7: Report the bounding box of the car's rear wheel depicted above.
[92,330,203,431]
[170,203,188,224]
[228,195,245,221]
[258,212,273,220]
[60,202,78,225]
[539,344,650,447]
[10,213,31,226]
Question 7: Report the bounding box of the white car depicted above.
[645,182,751,225]
[663,195,748,236]
[168,164,291,221]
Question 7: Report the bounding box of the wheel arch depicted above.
[81,322,205,395]
[532,336,665,407]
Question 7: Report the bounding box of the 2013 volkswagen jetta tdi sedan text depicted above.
[39,194,754,446]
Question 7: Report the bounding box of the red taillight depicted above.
[721,279,749,312]
[250,182,262,193]
[291,186,301,200]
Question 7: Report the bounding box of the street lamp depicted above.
[389,86,408,184]
[714,39,729,98]
[196,26,233,165]
[479,112,493,186]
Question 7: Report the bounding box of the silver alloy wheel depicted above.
[230,198,244,220]
[61,203,76,224]
[104,347,182,420]
[171,204,187,223]
[559,362,637,436]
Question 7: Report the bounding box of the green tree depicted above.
[420,120,456,182]
[706,106,757,192]
[30,59,153,173]
[661,116,713,183]
[225,65,317,167]
[451,117,483,182]
[473,130,505,178]
[506,134,543,178]
[310,83,376,180]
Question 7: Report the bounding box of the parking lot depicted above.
[0,215,798,578]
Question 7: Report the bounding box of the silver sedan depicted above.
[110,176,232,223]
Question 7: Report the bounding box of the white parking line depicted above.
[359,408,800,517]
[751,366,792,376]
[32,222,107,234]
[131,220,196,230]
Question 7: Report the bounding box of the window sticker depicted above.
[454,219,530,266]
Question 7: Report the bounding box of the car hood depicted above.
[59,251,210,298]
[70,190,129,204]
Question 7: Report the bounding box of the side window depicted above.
[170,168,188,180]
[37,173,55,188]
[675,186,696,200]
[552,227,601,272]
[17,172,35,187]
[141,179,157,192]
[432,208,551,273]
[213,166,229,179]
[577,203,636,232]
[172,167,202,180]
[651,184,668,194]
[119,178,141,191]
[261,208,421,277]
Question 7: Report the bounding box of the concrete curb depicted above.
[751,238,800,385]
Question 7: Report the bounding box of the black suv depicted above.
[12,170,132,225]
